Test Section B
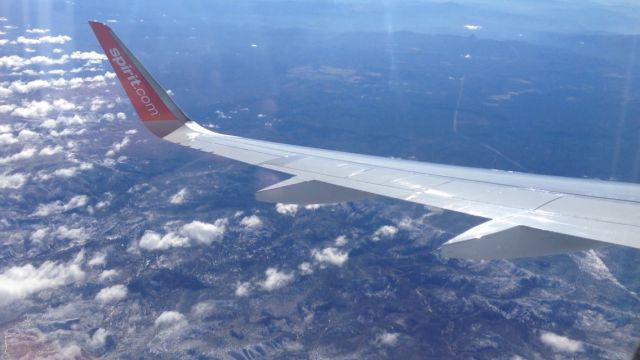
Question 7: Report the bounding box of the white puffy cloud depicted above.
[16,35,72,45]
[54,225,88,242]
[540,331,583,353]
[275,203,298,215]
[33,194,88,216]
[373,225,398,241]
[312,247,349,267]
[154,311,186,327]
[98,269,118,282]
[234,281,251,297]
[298,262,313,275]
[0,147,36,164]
[335,235,348,246]
[88,252,106,267]
[38,145,63,156]
[26,28,50,34]
[17,128,38,141]
[88,328,108,349]
[0,39,8,46]
[1,72,115,98]
[0,51,103,70]
[0,54,69,68]
[138,231,189,250]
[240,215,263,230]
[11,101,52,118]
[377,332,400,346]
[464,24,482,31]
[169,188,188,204]
[0,253,85,306]
[138,218,228,251]
[69,50,106,63]
[0,172,27,189]
[0,133,17,145]
[116,112,127,120]
[260,268,294,291]
[0,105,15,114]
[95,284,127,304]
[11,99,75,119]
[182,219,227,245]
[30,228,48,242]
[38,163,93,180]
[106,136,129,157]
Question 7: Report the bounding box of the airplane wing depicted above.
[89,21,640,259]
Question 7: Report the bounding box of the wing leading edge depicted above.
[89,21,640,259]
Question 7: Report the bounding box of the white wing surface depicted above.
[89,21,640,259]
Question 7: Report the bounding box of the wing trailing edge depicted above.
[256,176,371,205]
[439,219,607,259]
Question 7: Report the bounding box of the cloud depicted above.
[26,28,50,34]
[33,194,88,216]
[38,163,93,180]
[95,284,127,304]
[0,72,116,97]
[0,105,15,114]
[16,35,72,45]
[0,172,27,189]
[260,268,294,291]
[0,39,7,46]
[54,225,88,242]
[11,99,76,119]
[373,225,398,241]
[298,262,313,275]
[69,51,106,65]
[138,218,228,250]
[0,54,68,68]
[30,228,48,242]
[182,219,227,245]
[38,145,63,156]
[155,311,186,328]
[98,269,118,282]
[138,231,189,250]
[0,147,36,164]
[88,328,108,349]
[377,332,400,346]
[88,252,106,267]
[0,253,85,306]
[17,128,39,141]
[234,282,251,297]
[335,235,348,246]
[539,331,583,353]
[240,215,263,230]
[169,188,188,204]
[0,133,17,145]
[275,203,298,215]
[106,136,129,157]
[464,24,482,31]
[312,247,349,267]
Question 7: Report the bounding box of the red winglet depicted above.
[89,21,175,121]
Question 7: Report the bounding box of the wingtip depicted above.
[88,20,109,30]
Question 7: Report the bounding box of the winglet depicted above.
[88,21,188,137]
